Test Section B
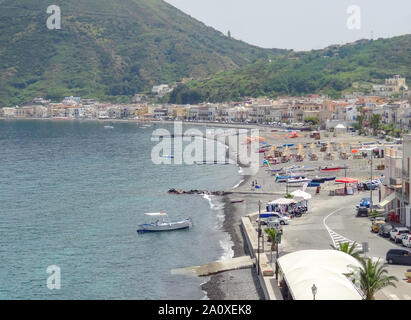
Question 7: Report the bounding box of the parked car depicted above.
[356,206,369,217]
[386,249,411,265]
[257,213,291,226]
[360,197,371,208]
[363,183,378,191]
[401,234,411,248]
[390,227,410,243]
[266,213,291,225]
[267,219,283,232]
[379,224,393,238]
[371,219,386,233]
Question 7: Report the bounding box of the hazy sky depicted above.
[165,0,411,51]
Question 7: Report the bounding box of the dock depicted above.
[171,256,255,277]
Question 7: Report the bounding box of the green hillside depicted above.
[0,0,284,106]
[168,35,411,104]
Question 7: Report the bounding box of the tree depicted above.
[265,228,278,251]
[356,114,364,127]
[303,117,319,125]
[227,30,231,38]
[370,114,382,135]
[265,228,280,266]
[349,258,398,300]
[330,242,363,261]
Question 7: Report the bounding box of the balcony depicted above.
[390,177,402,187]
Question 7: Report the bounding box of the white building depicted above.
[152,84,171,97]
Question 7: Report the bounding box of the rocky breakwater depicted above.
[168,188,226,196]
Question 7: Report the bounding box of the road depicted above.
[280,190,411,300]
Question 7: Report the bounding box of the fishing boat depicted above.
[275,175,294,182]
[307,182,321,187]
[287,177,312,184]
[320,166,342,172]
[137,212,192,233]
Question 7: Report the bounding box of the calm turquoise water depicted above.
[0,120,241,299]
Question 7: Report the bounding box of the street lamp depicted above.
[275,231,280,280]
[311,284,317,300]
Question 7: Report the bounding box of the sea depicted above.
[0,120,243,299]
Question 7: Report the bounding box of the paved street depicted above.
[278,190,411,300]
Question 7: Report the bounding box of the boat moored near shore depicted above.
[137,212,193,233]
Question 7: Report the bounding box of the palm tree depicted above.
[370,114,382,136]
[350,258,398,300]
[265,228,277,251]
[265,228,278,266]
[330,242,363,261]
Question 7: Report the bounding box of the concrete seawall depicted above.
[241,213,283,300]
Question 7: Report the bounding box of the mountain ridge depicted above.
[167,34,411,103]
[0,0,285,106]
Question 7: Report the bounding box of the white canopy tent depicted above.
[334,123,347,135]
[278,250,363,300]
[269,198,297,205]
[290,190,312,200]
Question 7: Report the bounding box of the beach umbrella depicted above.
[351,149,359,154]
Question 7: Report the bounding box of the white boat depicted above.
[137,212,192,233]
[104,123,114,129]
[287,177,312,184]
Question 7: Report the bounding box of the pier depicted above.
[171,256,255,277]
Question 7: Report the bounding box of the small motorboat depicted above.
[104,122,114,129]
[287,177,311,184]
[161,155,174,159]
[231,199,245,204]
[275,175,294,182]
[307,182,321,187]
[137,212,192,233]
[320,167,342,172]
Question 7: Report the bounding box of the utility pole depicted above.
[257,200,261,275]
[370,151,373,206]
[402,140,405,225]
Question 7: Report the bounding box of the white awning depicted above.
[377,192,396,208]
[278,250,363,300]
[269,198,297,205]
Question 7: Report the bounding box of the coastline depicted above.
[201,129,266,300]
[201,174,266,300]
